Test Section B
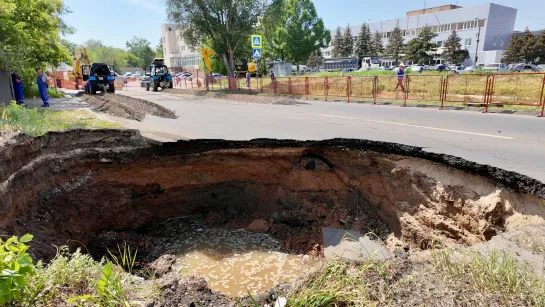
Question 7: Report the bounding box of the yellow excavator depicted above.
[234,58,257,76]
[201,47,257,76]
[70,47,89,80]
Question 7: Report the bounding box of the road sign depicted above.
[251,35,262,48]
[252,48,262,59]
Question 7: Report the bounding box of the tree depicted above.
[126,37,154,69]
[537,31,545,61]
[306,50,323,69]
[83,40,129,73]
[268,0,330,71]
[385,26,404,65]
[442,31,469,64]
[156,38,164,58]
[331,27,343,58]
[503,28,541,63]
[404,26,437,64]
[260,0,286,63]
[502,34,522,63]
[537,30,545,62]
[166,0,268,78]
[0,0,71,74]
[341,25,354,57]
[370,31,384,56]
[353,23,371,61]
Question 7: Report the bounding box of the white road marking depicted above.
[310,113,514,140]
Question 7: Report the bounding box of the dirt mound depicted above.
[165,88,301,105]
[80,93,177,121]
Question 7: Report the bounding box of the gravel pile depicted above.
[80,93,177,121]
[165,88,300,105]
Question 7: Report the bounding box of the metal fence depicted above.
[168,73,545,117]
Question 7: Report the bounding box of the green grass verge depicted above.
[0,102,122,136]
[24,84,64,99]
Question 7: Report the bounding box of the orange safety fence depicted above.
[488,73,545,106]
[164,73,545,117]
[349,76,376,103]
[443,74,490,105]
[405,75,444,105]
[376,75,407,102]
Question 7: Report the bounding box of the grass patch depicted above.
[1,102,122,136]
[287,260,390,307]
[432,248,545,306]
[286,248,545,306]
[24,84,64,99]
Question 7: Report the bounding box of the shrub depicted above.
[0,234,36,305]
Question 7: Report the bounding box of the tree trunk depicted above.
[221,52,237,90]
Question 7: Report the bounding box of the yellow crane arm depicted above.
[73,47,89,77]
[200,47,215,73]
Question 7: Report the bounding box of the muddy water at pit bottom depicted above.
[169,228,320,298]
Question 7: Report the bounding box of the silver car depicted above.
[481,63,509,72]
[510,64,540,72]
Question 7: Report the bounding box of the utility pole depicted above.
[474,18,481,66]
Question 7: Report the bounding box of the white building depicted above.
[161,24,202,69]
[323,3,517,66]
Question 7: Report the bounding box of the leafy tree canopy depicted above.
[404,26,437,64]
[166,0,268,77]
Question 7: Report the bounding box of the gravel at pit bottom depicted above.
[164,88,302,105]
[80,93,177,121]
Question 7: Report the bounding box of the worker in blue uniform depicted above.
[36,67,49,107]
[11,71,24,105]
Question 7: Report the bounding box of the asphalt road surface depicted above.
[116,88,545,183]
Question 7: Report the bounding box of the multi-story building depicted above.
[322,3,517,66]
[161,24,202,69]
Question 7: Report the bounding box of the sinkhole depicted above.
[1,129,544,299]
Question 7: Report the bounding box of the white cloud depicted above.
[120,0,162,12]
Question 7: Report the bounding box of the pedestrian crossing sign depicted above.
[252,48,262,59]
[251,35,262,48]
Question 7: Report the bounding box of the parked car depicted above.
[212,73,224,78]
[449,65,465,72]
[510,63,540,72]
[481,63,508,72]
[122,72,132,78]
[342,68,355,73]
[410,65,425,73]
[538,64,545,71]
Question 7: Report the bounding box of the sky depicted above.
[63,0,545,50]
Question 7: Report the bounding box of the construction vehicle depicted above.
[234,58,257,76]
[72,47,89,79]
[201,47,214,73]
[82,63,115,94]
[145,58,173,92]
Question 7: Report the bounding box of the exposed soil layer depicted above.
[164,88,302,105]
[1,130,544,264]
[80,93,177,120]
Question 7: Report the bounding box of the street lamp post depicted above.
[474,18,481,65]
[368,19,377,32]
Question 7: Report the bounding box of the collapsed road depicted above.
[0,130,544,305]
